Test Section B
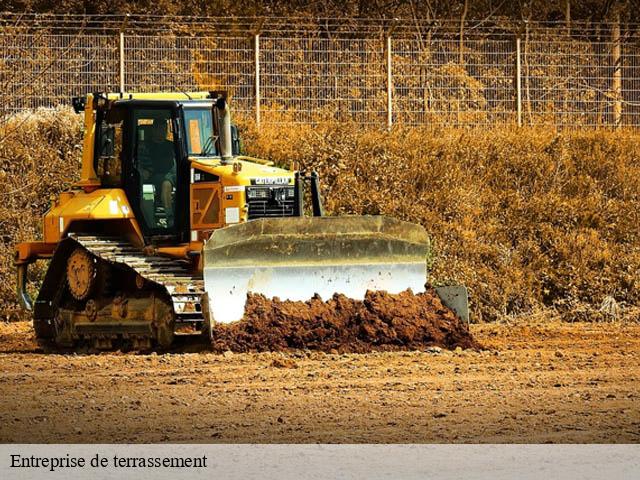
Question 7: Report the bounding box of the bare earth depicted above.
[0,320,638,443]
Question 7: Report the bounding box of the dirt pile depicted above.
[210,289,478,353]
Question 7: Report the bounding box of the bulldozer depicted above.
[15,91,468,349]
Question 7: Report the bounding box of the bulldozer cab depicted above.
[94,98,229,243]
[93,96,244,244]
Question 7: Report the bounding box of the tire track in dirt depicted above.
[0,320,638,443]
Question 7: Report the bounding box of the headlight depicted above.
[246,187,269,200]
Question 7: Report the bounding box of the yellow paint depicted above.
[76,93,100,188]
[15,241,56,264]
[106,92,211,101]
[43,188,142,243]
[191,159,294,187]
[190,159,294,227]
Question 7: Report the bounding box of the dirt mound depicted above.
[210,289,478,353]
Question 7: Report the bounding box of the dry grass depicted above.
[0,108,82,320]
[240,120,640,322]
[1,109,639,322]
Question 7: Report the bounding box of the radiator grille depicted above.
[246,186,296,219]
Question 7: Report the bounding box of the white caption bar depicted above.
[1,445,638,480]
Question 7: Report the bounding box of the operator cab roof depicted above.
[72,91,222,113]
[111,99,215,110]
[110,92,216,110]
[106,91,214,102]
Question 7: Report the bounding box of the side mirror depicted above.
[100,125,115,157]
[72,96,86,114]
[231,125,242,156]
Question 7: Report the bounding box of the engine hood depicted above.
[190,157,294,187]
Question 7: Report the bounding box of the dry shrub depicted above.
[1,109,639,323]
[0,108,82,320]
[239,120,640,322]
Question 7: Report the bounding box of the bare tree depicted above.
[458,0,468,65]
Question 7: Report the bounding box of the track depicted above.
[44,235,207,348]
[70,235,205,326]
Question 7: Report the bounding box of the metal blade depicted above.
[203,216,430,324]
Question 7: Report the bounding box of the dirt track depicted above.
[0,320,639,443]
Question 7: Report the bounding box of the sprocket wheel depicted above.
[66,247,97,301]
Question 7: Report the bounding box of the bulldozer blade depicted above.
[203,216,431,324]
[435,285,470,323]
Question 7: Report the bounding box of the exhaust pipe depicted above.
[215,96,233,164]
[310,171,324,217]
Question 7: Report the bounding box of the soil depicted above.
[1,319,639,443]
[211,289,478,353]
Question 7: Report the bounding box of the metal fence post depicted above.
[612,14,622,128]
[516,37,522,127]
[119,15,129,94]
[254,33,261,126]
[386,35,393,129]
[119,32,125,93]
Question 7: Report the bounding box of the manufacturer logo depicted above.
[252,177,290,185]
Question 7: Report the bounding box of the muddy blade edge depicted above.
[203,216,431,324]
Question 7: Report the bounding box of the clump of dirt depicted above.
[210,289,479,353]
[0,321,40,353]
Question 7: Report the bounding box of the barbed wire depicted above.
[2,13,640,39]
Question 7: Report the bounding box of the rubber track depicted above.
[69,235,205,324]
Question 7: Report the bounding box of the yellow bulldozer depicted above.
[15,91,467,349]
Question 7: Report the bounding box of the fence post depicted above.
[386,35,393,129]
[516,37,522,127]
[119,31,125,93]
[119,15,129,94]
[254,33,261,126]
[611,14,622,128]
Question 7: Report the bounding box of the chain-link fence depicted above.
[1,14,639,128]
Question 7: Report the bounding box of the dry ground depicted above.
[0,320,638,443]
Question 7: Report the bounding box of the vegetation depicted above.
[1,109,638,322]
[241,119,640,322]
[0,108,82,320]
[2,0,638,24]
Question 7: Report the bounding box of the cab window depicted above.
[95,107,124,186]
[133,109,177,230]
[184,108,216,156]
